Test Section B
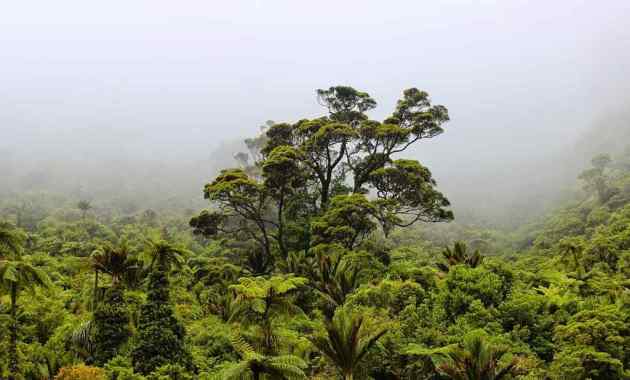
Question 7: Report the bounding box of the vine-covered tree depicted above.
[132,240,193,374]
[92,287,131,365]
[131,268,194,374]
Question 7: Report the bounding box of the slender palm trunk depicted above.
[344,372,354,380]
[9,284,19,380]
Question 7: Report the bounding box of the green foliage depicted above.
[229,275,307,321]
[415,330,526,380]
[551,304,630,379]
[441,265,512,321]
[370,159,453,234]
[579,154,615,203]
[4,105,630,379]
[91,241,141,288]
[191,86,452,277]
[309,306,387,380]
[93,287,131,365]
[0,222,26,257]
[144,239,188,272]
[0,253,51,379]
[312,194,377,250]
[104,355,146,380]
[131,269,193,374]
[146,364,193,380]
[437,241,484,272]
[229,275,307,355]
[348,279,425,316]
[210,334,307,380]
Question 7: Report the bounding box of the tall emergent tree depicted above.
[77,200,92,220]
[190,86,452,267]
[91,241,138,365]
[579,153,615,203]
[131,240,193,374]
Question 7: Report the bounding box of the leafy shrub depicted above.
[54,365,106,380]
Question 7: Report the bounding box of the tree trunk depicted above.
[320,181,330,211]
[9,284,18,380]
[344,371,354,380]
[277,193,287,258]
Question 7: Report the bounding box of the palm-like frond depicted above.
[144,238,189,272]
[438,241,484,272]
[266,355,308,380]
[309,307,387,379]
[211,332,308,380]
[431,332,525,380]
[0,222,26,258]
[208,291,241,322]
[71,319,96,358]
[313,252,362,307]
[91,241,141,287]
[229,276,307,355]
[0,259,51,291]
[229,276,307,323]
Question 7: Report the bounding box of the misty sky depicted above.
[2,1,629,207]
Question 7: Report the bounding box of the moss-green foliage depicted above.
[441,264,512,321]
[131,269,193,374]
[312,194,378,249]
[93,287,131,365]
[551,305,630,379]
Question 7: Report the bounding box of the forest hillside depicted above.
[2,87,630,380]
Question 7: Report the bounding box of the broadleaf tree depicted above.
[190,86,452,270]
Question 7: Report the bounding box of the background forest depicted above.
[2,86,630,380]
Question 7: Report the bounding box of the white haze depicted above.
[1,1,629,224]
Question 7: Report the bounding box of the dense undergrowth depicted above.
[2,88,630,380]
